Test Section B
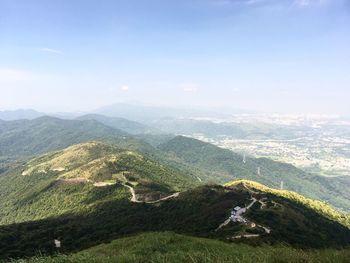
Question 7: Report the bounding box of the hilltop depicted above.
[0,116,126,157]
[0,141,197,225]
[0,109,44,121]
[0,116,161,174]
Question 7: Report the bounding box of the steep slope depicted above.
[77,114,157,135]
[0,142,197,225]
[10,232,350,263]
[159,136,350,211]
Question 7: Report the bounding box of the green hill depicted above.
[0,116,128,157]
[159,136,350,211]
[0,142,197,225]
[8,232,350,263]
[225,180,350,228]
[0,116,161,173]
[0,109,44,121]
[0,117,205,190]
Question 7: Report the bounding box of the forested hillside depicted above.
[0,142,197,225]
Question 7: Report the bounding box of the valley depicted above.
[154,115,350,178]
[195,133,350,178]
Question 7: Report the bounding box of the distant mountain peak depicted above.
[0,109,44,121]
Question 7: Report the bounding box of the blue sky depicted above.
[0,0,349,114]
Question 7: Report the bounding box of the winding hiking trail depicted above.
[123,184,180,204]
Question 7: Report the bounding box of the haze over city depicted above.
[1,0,349,114]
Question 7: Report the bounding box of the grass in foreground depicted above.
[9,232,350,263]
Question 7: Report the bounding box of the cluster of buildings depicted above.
[230,206,247,223]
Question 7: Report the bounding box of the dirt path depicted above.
[215,218,232,231]
[93,181,116,187]
[246,197,257,209]
[232,234,260,239]
[123,184,179,204]
[124,184,138,202]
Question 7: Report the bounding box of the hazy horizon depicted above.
[1,0,349,115]
[0,101,348,119]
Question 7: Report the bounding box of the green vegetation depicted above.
[7,232,350,263]
[0,117,200,188]
[159,136,350,211]
[0,116,155,159]
[0,125,349,262]
[226,180,350,228]
[0,180,349,260]
[0,142,197,225]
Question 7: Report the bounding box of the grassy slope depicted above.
[159,136,350,211]
[0,142,197,225]
[8,232,350,263]
[0,117,202,189]
[226,180,350,228]
[0,182,349,260]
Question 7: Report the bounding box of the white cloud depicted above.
[121,85,130,91]
[232,88,240,92]
[39,48,63,54]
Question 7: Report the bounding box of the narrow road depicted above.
[123,184,179,204]
[215,218,231,231]
[246,197,257,209]
[124,184,138,202]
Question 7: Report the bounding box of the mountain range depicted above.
[0,112,349,261]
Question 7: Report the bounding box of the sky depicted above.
[0,0,349,114]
